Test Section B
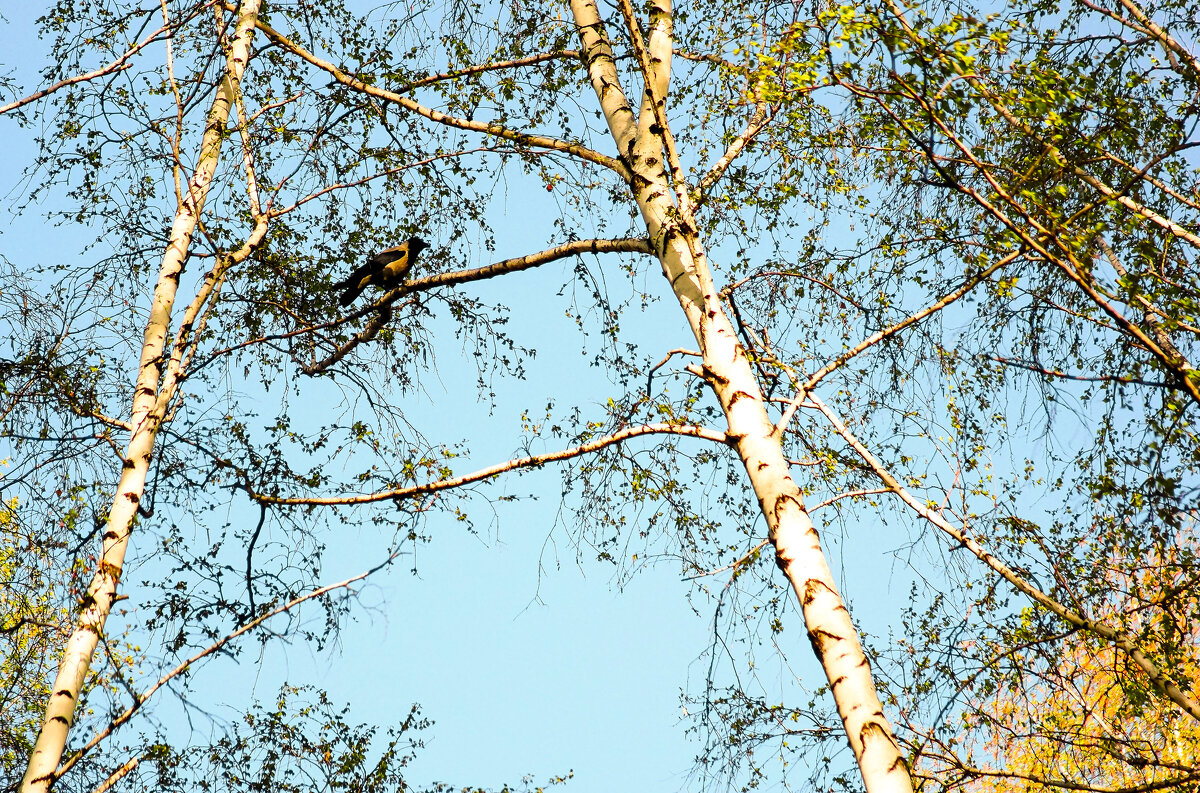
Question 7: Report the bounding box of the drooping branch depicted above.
[54,555,403,781]
[846,76,1200,405]
[965,75,1200,249]
[808,393,1200,725]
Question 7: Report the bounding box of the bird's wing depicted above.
[333,261,375,290]
[368,245,409,268]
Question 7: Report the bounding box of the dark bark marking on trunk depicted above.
[727,389,754,407]
[803,577,839,605]
[770,492,804,524]
[700,364,729,386]
[807,626,843,655]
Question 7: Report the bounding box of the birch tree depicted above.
[796,0,1200,788]
[3,0,1200,790]
[7,2,280,789]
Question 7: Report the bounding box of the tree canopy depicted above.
[2,0,1199,790]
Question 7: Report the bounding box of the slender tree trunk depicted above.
[570,1,913,790]
[19,3,261,790]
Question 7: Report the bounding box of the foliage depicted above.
[3,0,1200,790]
[0,498,72,781]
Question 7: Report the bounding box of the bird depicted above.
[335,236,429,306]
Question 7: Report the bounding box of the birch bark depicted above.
[18,3,262,790]
[570,1,914,790]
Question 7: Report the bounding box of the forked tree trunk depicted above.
[19,3,262,790]
[570,1,913,789]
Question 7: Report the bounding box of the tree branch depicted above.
[247,17,630,179]
[772,249,1017,436]
[400,51,582,92]
[808,392,1200,725]
[250,423,731,506]
[303,237,652,375]
[54,556,402,781]
[0,24,170,116]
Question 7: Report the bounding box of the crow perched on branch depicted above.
[335,236,429,306]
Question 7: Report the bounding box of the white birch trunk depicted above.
[570,1,913,789]
[19,3,262,790]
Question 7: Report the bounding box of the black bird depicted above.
[336,236,430,306]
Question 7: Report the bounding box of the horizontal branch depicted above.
[302,237,652,375]
[809,488,890,512]
[400,51,582,92]
[405,236,652,292]
[251,423,731,506]
[987,354,1171,388]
